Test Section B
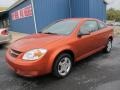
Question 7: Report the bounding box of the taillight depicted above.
[1,30,8,35]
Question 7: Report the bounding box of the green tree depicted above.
[107,8,120,21]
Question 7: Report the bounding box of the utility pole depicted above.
[31,0,38,34]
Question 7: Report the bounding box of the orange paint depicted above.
[6,18,114,77]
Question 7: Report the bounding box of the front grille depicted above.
[10,49,22,58]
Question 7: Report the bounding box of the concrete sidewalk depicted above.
[114,26,120,36]
[9,31,29,43]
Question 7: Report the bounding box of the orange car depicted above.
[6,18,113,78]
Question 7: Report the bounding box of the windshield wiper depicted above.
[43,32,58,35]
[38,31,42,33]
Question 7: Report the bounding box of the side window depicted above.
[99,22,107,29]
[81,21,99,33]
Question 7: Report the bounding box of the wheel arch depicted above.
[109,36,113,41]
[54,49,75,62]
[51,49,75,72]
[47,48,75,73]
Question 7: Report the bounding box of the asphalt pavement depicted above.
[0,37,120,90]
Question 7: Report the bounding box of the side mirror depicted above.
[78,28,90,36]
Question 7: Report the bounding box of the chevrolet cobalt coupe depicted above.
[6,18,113,78]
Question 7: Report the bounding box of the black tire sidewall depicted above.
[53,53,73,78]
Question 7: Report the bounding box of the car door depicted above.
[75,20,99,61]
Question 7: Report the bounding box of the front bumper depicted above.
[6,51,50,77]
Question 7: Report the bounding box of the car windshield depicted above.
[40,20,79,35]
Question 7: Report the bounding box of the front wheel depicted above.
[52,53,73,78]
[104,39,112,53]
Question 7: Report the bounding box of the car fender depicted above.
[46,45,75,72]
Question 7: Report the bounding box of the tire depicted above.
[104,39,112,53]
[52,53,73,78]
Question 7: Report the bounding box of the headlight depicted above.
[23,48,47,61]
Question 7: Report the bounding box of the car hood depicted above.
[10,34,66,52]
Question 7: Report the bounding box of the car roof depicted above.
[63,18,99,21]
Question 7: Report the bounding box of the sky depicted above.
[107,0,120,10]
[0,0,120,10]
[0,0,17,7]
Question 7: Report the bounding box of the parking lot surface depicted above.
[0,37,120,90]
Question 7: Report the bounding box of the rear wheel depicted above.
[104,39,112,53]
[53,53,73,78]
